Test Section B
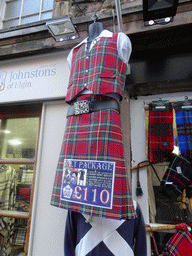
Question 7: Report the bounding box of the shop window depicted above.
[2,0,53,29]
[145,106,192,223]
[145,102,192,252]
[130,94,192,254]
[0,103,42,255]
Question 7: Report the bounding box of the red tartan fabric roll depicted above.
[51,95,136,220]
[148,103,174,164]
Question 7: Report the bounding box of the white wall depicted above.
[29,101,69,256]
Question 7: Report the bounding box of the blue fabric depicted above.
[175,110,192,160]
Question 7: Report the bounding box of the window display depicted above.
[144,99,192,252]
[0,104,41,255]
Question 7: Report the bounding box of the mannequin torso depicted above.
[87,22,104,50]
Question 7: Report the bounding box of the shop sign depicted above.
[61,159,115,209]
[0,51,70,103]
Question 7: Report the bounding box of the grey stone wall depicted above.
[53,0,70,18]
[53,0,137,19]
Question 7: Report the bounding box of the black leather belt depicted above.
[67,99,120,117]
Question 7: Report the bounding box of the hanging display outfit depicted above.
[64,201,147,256]
[51,27,136,220]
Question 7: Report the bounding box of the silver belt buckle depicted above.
[74,100,90,115]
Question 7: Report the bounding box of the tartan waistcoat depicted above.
[65,33,127,103]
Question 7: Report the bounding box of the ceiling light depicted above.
[4,130,10,134]
[9,139,21,146]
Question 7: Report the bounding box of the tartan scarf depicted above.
[148,103,174,164]
[163,223,192,255]
[175,109,192,161]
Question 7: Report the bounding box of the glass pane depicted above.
[0,217,27,253]
[4,0,22,19]
[41,11,52,20]
[3,19,19,29]
[42,0,53,11]
[23,0,41,15]
[0,117,39,159]
[21,15,39,24]
[0,163,34,212]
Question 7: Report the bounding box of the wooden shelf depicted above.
[0,159,35,165]
[0,210,29,219]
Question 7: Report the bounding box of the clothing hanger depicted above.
[173,96,192,111]
[151,98,171,111]
[87,14,105,43]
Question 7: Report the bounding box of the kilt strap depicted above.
[67,99,120,117]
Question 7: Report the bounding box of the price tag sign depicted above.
[60,159,115,209]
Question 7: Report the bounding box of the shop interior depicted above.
[0,115,39,255]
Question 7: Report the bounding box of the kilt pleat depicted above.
[51,95,136,220]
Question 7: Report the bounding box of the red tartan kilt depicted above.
[51,97,135,220]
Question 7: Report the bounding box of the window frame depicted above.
[1,0,53,29]
[0,103,42,256]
